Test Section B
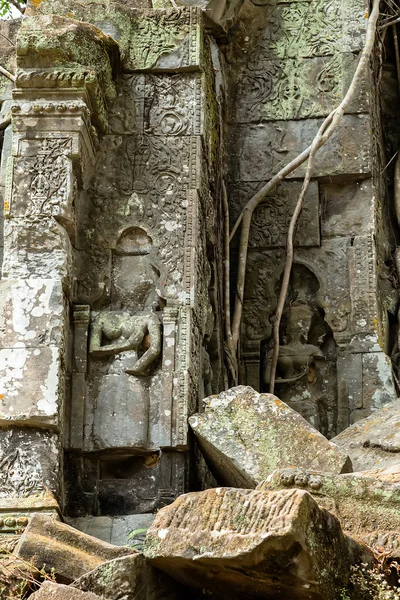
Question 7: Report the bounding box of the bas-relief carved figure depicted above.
[263,297,324,386]
[1,0,400,576]
[88,226,163,451]
[259,265,337,437]
[89,227,162,378]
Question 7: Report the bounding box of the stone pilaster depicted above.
[0,15,118,525]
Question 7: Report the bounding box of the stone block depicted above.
[28,2,203,72]
[2,217,72,282]
[72,554,182,600]
[320,179,374,238]
[66,514,155,547]
[0,20,19,101]
[331,400,400,471]
[109,73,203,136]
[337,351,362,431]
[0,345,63,428]
[348,235,378,336]
[189,386,351,488]
[0,279,65,348]
[17,15,118,103]
[0,491,59,552]
[231,54,368,123]
[0,428,60,498]
[7,138,75,228]
[361,352,394,413]
[144,487,373,600]
[30,582,103,600]
[229,114,371,182]
[230,180,320,248]
[259,467,400,550]
[16,514,135,583]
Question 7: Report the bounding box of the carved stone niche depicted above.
[88,226,163,452]
[243,261,338,438]
[67,226,188,514]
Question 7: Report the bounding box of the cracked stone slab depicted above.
[144,487,373,600]
[331,400,400,471]
[30,582,103,600]
[189,386,351,488]
[16,514,135,583]
[258,467,400,552]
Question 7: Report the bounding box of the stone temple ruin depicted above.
[1,0,400,597]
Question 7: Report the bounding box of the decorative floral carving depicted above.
[0,447,44,498]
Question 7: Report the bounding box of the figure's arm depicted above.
[89,319,104,356]
[126,316,161,375]
[89,318,132,357]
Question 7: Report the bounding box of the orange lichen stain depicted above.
[4,201,9,213]
[0,394,4,400]
[365,12,369,18]
[144,454,159,468]
[274,399,284,407]
[31,0,42,6]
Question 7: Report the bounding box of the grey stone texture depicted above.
[258,467,400,554]
[144,487,374,600]
[15,514,135,583]
[72,554,182,600]
[66,514,155,548]
[30,582,103,600]
[331,401,400,471]
[227,0,397,438]
[0,6,396,599]
[2,0,224,522]
[189,386,351,488]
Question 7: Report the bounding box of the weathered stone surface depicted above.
[229,180,320,248]
[331,401,400,471]
[72,554,182,600]
[0,491,60,548]
[354,464,400,484]
[17,14,118,104]
[0,429,60,498]
[258,467,400,545]
[0,345,63,427]
[28,2,203,72]
[67,514,155,548]
[0,19,20,101]
[2,217,72,282]
[320,179,374,239]
[144,487,373,600]
[189,386,351,488]
[15,514,135,583]
[0,279,65,348]
[30,581,103,600]
[229,115,371,182]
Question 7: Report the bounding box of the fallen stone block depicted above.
[143,487,373,600]
[189,386,351,487]
[72,554,182,600]
[30,581,103,599]
[15,514,135,583]
[258,467,400,550]
[332,400,400,471]
[353,464,400,484]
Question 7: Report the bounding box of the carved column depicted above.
[0,14,118,532]
[22,0,223,529]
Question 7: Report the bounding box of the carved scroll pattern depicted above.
[0,448,44,498]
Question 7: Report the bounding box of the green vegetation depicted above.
[0,0,25,19]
